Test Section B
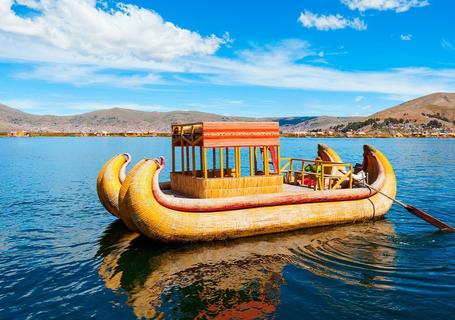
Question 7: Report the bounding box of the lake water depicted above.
[0,137,454,319]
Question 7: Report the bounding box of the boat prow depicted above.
[96,153,131,217]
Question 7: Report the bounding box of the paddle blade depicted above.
[405,205,454,232]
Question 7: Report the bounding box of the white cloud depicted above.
[341,0,429,13]
[400,34,412,41]
[7,39,455,97]
[191,41,455,96]
[0,0,226,61]
[298,10,367,31]
[15,64,163,88]
[0,1,453,100]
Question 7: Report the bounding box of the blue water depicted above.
[0,137,454,319]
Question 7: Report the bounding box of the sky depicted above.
[0,0,454,116]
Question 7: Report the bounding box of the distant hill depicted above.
[337,92,455,133]
[0,105,255,133]
[0,104,325,133]
[278,116,362,132]
[372,92,455,123]
[1,92,454,134]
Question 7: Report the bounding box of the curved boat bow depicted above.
[96,153,131,217]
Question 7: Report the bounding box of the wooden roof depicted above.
[171,122,280,148]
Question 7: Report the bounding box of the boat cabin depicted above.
[171,122,282,198]
[171,122,355,199]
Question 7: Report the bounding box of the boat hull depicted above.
[97,145,396,242]
[120,146,396,242]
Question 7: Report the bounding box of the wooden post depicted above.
[212,148,216,178]
[238,147,241,177]
[249,146,254,176]
[180,139,184,175]
[220,148,224,178]
[192,146,196,176]
[263,146,269,175]
[191,124,195,176]
[186,145,190,174]
[320,163,324,191]
[276,146,281,174]
[199,146,203,176]
[234,147,241,177]
[226,147,229,171]
[234,147,237,177]
[203,147,208,179]
[254,147,257,174]
[172,145,175,173]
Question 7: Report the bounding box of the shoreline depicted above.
[1,132,454,138]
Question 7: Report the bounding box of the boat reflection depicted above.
[97,220,397,319]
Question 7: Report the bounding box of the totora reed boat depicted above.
[97,122,396,242]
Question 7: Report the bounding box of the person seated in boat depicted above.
[352,163,367,186]
[337,163,366,188]
[303,156,322,188]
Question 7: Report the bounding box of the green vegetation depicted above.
[425,120,442,129]
[340,118,379,132]
[423,112,450,122]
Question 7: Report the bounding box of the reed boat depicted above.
[97,122,396,242]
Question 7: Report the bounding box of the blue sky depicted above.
[0,0,454,116]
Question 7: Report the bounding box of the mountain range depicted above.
[1,92,454,133]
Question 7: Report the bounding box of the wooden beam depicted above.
[235,147,238,177]
[192,146,196,176]
[219,148,224,178]
[332,169,351,190]
[182,136,193,145]
[212,148,216,178]
[180,139,184,175]
[172,145,175,173]
[233,147,239,177]
[186,145,190,173]
[225,147,229,171]
[199,146,203,176]
[254,147,257,174]
[203,148,208,179]
[237,147,241,177]
[193,135,203,146]
[276,146,281,174]
[263,146,269,175]
[249,146,254,176]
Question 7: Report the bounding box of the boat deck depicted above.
[163,183,365,199]
[283,184,317,193]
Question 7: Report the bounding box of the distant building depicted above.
[8,130,28,137]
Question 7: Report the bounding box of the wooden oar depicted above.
[356,178,454,233]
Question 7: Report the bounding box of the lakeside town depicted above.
[3,128,455,138]
[2,93,454,138]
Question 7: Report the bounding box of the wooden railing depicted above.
[280,157,353,190]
